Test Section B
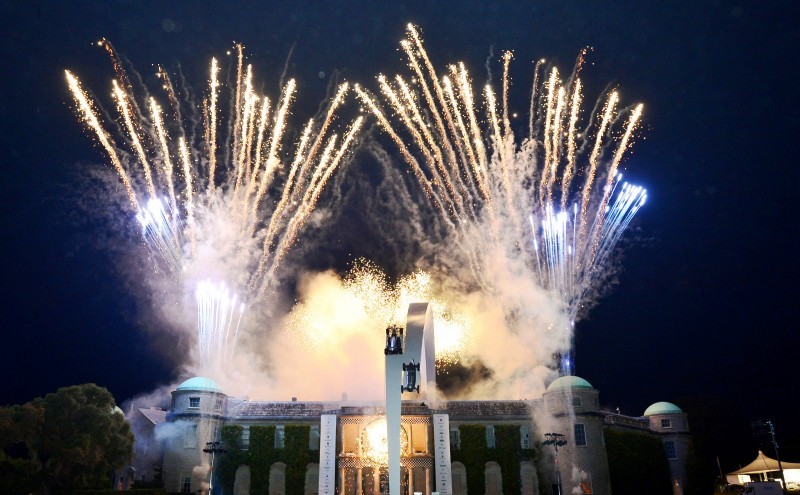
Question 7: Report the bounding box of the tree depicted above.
[0,383,134,494]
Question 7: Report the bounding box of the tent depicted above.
[727,451,800,486]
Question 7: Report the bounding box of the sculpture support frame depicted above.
[385,302,436,495]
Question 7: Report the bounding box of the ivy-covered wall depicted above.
[604,429,672,495]
[217,424,312,495]
[450,424,537,495]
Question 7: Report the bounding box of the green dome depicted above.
[176,377,222,393]
[644,401,683,416]
[546,375,594,391]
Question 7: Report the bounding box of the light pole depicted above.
[543,432,568,495]
[203,441,228,495]
[752,420,787,494]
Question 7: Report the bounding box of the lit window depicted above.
[575,423,587,446]
[275,425,285,449]
[665,441,677,459]
[661,418,672,429]
[450,427,460,450]
[572,396,582,407]
[486,425,496,448]
[188,397,200,409]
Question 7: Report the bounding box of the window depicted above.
[450,427,460,450]
[184,424,198,448]
[521,425,531,449]
[181,475,192,494]
[234,465,251,495]
[572,396,582,407]
[310,426,320,450]
[242,426,250,450]
[575,423,587,446]
[188,397,200,409]
[665,441,677,459]
[304,464,319,495]
[485,462,503,495]
[275,425,285,449]
[214,398,223,411]
[269,462,286,495]
[661,418,672,429]
[486,425,496,448]
[521,462,538,495]
[452,462,467,495]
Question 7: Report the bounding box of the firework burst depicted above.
[286,261,470,365]
[66,42,362,369]
[356,24,646,374]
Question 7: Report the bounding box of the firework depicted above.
[286,261,470,365]
[67,42,362,366]
[356,24,646,373]
[196,280,244,364]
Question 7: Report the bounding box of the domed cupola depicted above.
[644,401,689,433]
[169,376,227,418]
[543,375,599,415]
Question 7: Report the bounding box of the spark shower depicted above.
[66,25,645,391]
[67,41,362,370]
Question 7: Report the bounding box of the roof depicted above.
[546,375,594,391]
[729,451,800,474]
[138,407,167,425]
[643,401,683,416]
[227,401,329,418]
[445,401,532,418]
[176,377,222,393]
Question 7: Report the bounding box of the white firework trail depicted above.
[66,41,362,368]
[356,24,647,374]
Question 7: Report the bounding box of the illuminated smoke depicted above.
[66,42,362,376]
[350,24,646,395]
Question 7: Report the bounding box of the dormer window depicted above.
[661,418,672,429]
[188,397,200,409]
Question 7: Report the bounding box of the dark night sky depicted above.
[1,0,797,471]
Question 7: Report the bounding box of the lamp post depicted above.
[203,441,228,495]
[543,432,568,495]
[751,420,787,494]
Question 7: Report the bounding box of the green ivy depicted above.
[217,424,313,495]
[604,429,672,495]
[450,424,536,495]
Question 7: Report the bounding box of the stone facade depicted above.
[139,376,688,495]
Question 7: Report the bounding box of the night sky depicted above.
[1,0,797,472]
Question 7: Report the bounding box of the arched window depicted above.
[269,462,286,495]
[452,462,467,495]
[520,462,538,495]
[485,461,502,495]
[304,464,319,495]
[234,465,251,495]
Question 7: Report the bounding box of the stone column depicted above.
[339,467,346,495]
[425,467,431,495]
[356,467,363,495]
[407,466,414,495]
